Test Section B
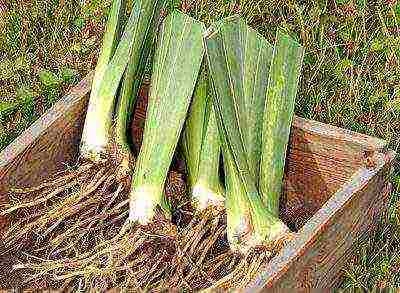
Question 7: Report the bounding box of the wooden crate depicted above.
[0,72,396,288]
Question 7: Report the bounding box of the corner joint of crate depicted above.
[362,149,395,170]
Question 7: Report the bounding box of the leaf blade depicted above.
[129,11,206,223]
[260,29,305,216]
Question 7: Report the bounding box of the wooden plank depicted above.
[281,118,388,230]
[0,73,93,190]
[250,150,395,288]
[292,116,387,152]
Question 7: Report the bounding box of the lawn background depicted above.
[0,0,400,288]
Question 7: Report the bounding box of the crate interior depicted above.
[281,125,367,231]
[0,87,364,234]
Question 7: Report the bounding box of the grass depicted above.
[0,0,112,148]
[0,0,399,289]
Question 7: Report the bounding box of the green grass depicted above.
[0,0,399,288]
[0,0,112,148]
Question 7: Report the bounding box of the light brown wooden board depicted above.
[0,72,395,288]
[282,117,387,230]
[250,151,394,288]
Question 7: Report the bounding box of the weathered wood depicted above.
[282,118,387,230]
[0,72,395,288]
[0,73,94,190]
[251,151,395,288]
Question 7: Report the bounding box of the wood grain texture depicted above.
[282,117,388,230]
[250,150,395,289]
[0,72,394,288]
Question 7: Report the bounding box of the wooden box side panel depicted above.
[282,117,387,229]
[253,151,394,288]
